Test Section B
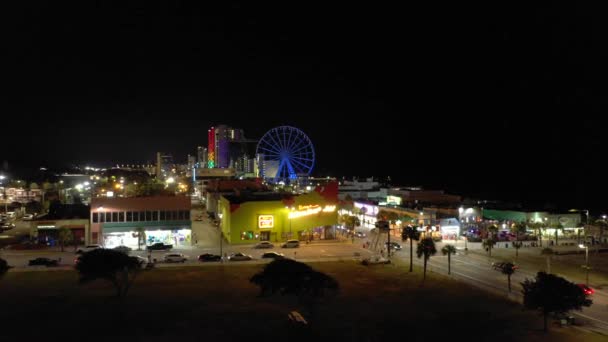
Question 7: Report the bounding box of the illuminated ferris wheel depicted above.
[256,126,315,181]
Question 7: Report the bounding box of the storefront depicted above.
[101,223,192,249]
[32,219,89,246]
[219,182,339,244]
[90,196,192,247]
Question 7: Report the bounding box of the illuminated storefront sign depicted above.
[258,215,274,228]
[288,205,336,219]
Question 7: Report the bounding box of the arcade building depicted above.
[218,182,339,244]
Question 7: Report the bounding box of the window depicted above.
[139,211,146,222]
[167,211,173,220]
[105,212,112,222]
[152,211,159,221]
[112,212,118,222]
[99,212,105,223]
[177,210,184,220]
[118,212,124,222]
[173,211,179,220]
[160,211,166,220]
[184,210,190,220]
[126,211,132,222]
[146,211,152,221]
[92,213,99,223]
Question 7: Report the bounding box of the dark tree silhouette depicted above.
[402,225,421,272]
[416,237,437,281]
[75,249,142,298]
[522,272,592,332]
[500,262,516,292]
[0,258,12,278]
[250,259,339,321]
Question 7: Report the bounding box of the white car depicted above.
[281,239,300,248]
[164,253,188,263]
[22,214,34,221]
[76,244,102,254]
[228,253,253,261]
[254,241,274,249]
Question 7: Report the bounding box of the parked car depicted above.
[282,239,300,248]
[198,253,222,262]
[146,242,173,251]
[22,214,35,221]
[164,253,188,263]
[228,252,253,261]
[254,241,274,249]
[113,245,132,254]
[361,255,391,266]
[76,244,102,254]
[355,232,366,238]
[261,252,285,259]
[385,242,402,251]
[28,257,59,267]
[578,284,595,295]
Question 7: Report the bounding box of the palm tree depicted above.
[500,262,516,292]
[541,248,553,274]
[511,222,527,259]
[416,238,437,281]
[550,222,564,246]
[401,225,421,272]
[487,224,499,240]
[58,227,73,252]
[594,219,608,251]
[529,221,544,247]
[482,238,496,259]
[135,227,146,251]
[441,244,456,275]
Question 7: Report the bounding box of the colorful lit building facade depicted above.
[218,182,339,244]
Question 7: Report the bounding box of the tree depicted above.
[76,249,143,298]
[25,200,42,215]
[0,258,12,278]
[482,238,496,259]
[550,222,564,246]
[401,225,421,272]
[416,237,437,281]
[501,262,516,292]
[441,244,456,275]
[529,221,545,247]
[540,248,553,274]
[487,224,499,239]
[135,227,146,251]
[510,222,527,259]
[250,259,339,320]
[58,227,73,252]
[521,272,592,332]
[594,218,607,250]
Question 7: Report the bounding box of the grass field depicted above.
[0,260,602,341]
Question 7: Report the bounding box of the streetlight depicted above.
[579,244,590,286]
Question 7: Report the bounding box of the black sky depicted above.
[2,2,608,211]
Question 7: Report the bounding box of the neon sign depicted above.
[288,205,336,219]
[258,215,274,228]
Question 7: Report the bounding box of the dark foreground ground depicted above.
[0,260,602,342]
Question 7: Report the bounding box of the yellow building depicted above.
[218,183,338,244]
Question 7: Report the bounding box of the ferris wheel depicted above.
[256,126,315,181]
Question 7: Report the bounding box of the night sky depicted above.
[3,2,608,211]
